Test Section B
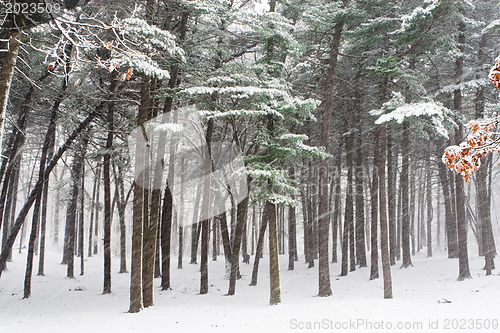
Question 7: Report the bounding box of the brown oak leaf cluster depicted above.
[442,120,497,182]
[444,57,500,181]
[490,56,500,88]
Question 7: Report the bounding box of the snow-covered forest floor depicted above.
[1,250,499,333]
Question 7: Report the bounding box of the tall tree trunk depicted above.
[199,119,214,295]
[369,129,379,280]
[318,39,338,287]
[387,128,397,265]
[88,167,100,257]
[2,156,20,263]
[354,128,367,268]
[178,157,186,269]
[190,190,201,264]
[377,125,393,299]
[396,170,402,260]
[160,108,179,291]
[332,148,342,263]
[103,73,117,294]
[228,192,249,295]
[66,137,88,279]
[306,185,314,267]
[454,21,471,281]
[130,179,144,313]
[37,118,56,276]
[288,169,297,270]
[436,183,441,249]
[161,185,173,290]
[455,126,471,280]
[25,51,73,295]
[218,194,233,277]
[129,73,150,313]
[400,121,413,268]
[0,24,21,152]
[1,158,18,267]
[213,218,218,260]
[78,155,85,275]
[94,172,101,255]
[250,203,268,286]
[267,200,281,305]
[141,97,154,308]
[8,160,20,259]
[341,132,354,276]
[0,111,97,275]
[114,163,128,274]
[426,156,433,258]
[474,58,495,274]
[437,143,458,258]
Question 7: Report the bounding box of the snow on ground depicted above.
[1,249,499,333]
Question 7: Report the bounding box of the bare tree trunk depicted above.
[227,192,249,295]
[377,125,393,299]
[417,171,424,252]
[161,185,173,290]
[317,18,344,294]
[160,108,178,290]
[387,128,397,265]
[250,203,268,286]
[0,111,97,275]
[437,143,458,258]
[65,137,88,279]
[1,158,18,266]
[455,126,471,280]
[341,132,354,276]
[305,186,314,267]
[400,121,412,268]
[426,157,433,258]
[454,21,471,281]
[78,156,85,276]
[94,174,100,255]
[213,218,218,261]
[267,200,280,305]
[474,58,495,274]
[369,128,379,281]
[88,167,100,257]
[1,70,44,268]
[288,169,297,270]
[129,72,151,313]
[354,128,367,268]
[410,163,416,256]
[103,73,117,294]
[37,119,56,276]
[332,149,342,264]
[8,161,20,259]
[113,162,128,274]
[199,119,214,295]
[0,26,21,151]
[141,89,154,308]
[25,52,74,295]
[130,179,144,313]
[437,184,441,249]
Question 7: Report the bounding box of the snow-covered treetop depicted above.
[105,17,185,80]
[119,18,185,60]
[301,0,356,32]
[483,19,500,34]
[371,92,455,139]
[393,0,440,34]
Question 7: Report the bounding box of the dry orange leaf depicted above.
[120,68,133,81]
[47,61,56,71]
